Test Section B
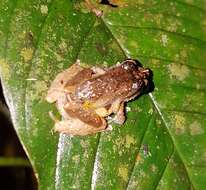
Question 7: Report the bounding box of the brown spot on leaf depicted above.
[173,114,186,135]
[168,63,189,81]
[189,121,204,136]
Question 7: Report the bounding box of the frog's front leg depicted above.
[113,102,125,125]
[95,99,122,117]
[96,100,125,125]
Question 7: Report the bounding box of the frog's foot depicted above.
[50,126,56,135]
[49,111,59,122]
[105,124,113,131]
[49,111,60,134]
[49,111,73,134]
[85,0,103,17]
[95,99,125,125]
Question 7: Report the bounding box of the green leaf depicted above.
[0,0,206,189]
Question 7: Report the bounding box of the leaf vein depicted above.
[175,0,206,13]
[108,25,206,45]
[149,93,196,189]
[23,0,55,182]
[153,149,174,190]
[137,55,206,72]
[165,109,206,117]
[125,116,153,190]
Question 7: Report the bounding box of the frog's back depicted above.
[75,67,136,102]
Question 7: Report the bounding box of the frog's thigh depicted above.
[113,102,125,125]
[65,105,106,129]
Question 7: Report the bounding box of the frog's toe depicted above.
[113,115,125,125]
[106,124,113,131]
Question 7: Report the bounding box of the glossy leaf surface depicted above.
[0,0,206,189]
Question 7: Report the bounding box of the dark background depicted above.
[0,81,37,190]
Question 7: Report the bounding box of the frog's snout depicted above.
[141,68,154,93]
[122,59,152,79]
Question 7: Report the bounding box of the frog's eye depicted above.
[122,59,143,71]
[124,59,142,67]
[130,59,142,67]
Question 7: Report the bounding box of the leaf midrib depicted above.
[148,93,194,189]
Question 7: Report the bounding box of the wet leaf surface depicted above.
[0,0,206,189]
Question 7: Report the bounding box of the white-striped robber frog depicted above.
[46,59,152,136]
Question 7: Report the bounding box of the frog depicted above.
[84,0,118,17]
[46,59,152,136]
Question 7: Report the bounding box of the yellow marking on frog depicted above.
[83,101,94,109]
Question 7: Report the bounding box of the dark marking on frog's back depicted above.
[65,68,93,87]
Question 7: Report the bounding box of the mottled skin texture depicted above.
[46,59,151,136]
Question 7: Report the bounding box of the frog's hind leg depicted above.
[64,104,107,129]
[46,63,84,103]
[54,117,108,136]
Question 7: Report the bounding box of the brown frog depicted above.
[46,59,152,136]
